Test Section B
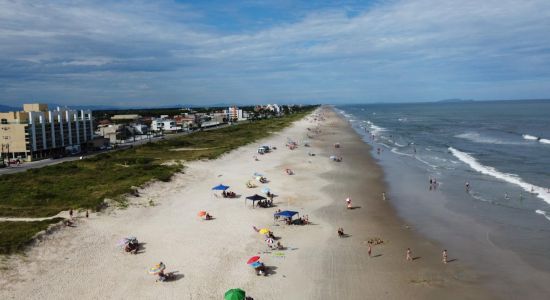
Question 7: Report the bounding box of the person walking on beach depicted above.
[406,248,412,261]
[442,249,448,264]
[69,209,73,219]
[85,210,89,218]
[368,244,372,257]
[382,192,386,201]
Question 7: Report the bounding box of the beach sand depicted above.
[0,107,492,299]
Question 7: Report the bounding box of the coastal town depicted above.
[0,103,296,167]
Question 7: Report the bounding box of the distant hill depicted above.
[0,105,19,112]
[437,99,475,103]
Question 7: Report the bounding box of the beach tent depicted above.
[274,210,299,220]
[224,289,246,300]
[246,194,266,207]
[212,184,230,191]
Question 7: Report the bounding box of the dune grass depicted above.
[0,218,64,254]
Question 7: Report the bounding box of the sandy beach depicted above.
[0,107,492,299]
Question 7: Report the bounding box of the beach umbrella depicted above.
[197,210,207,217]
[224,289,246,300]
[212,184,230,191]
[261,187,270,194]
[148,262,166,274]
[247,256,261,265]
[117,236,137,247]
[259,228,270,235]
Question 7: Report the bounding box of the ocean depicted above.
[337,100,550,297]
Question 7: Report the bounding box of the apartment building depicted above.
[0,103,93,161]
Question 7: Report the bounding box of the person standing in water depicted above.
[465,181,470,192]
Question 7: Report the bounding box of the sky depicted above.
[1,0,550,107]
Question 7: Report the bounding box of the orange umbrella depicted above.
[198,211,207,217]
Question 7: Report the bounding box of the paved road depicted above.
[0,122,236,176]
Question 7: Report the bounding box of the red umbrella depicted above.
[247,256,260,265]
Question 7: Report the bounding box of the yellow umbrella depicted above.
[259,228,270,235]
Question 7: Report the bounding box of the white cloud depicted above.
[1,0,550,105]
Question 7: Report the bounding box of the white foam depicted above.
[370,125,386,135]
[394,142,406,147]
[456,132,519,145]
[539,139,550,144]
[523,134,538,140]
[449,147,550,205]
[535,210,550,222]
[391,147,413,157]
[415,156,438,169]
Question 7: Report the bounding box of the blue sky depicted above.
[1,0,550,107]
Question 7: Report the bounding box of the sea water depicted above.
[337,100,550,297]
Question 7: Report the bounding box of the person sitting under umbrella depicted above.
[150,262,169,282]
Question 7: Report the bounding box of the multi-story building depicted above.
[151,118,180,132]
[0,103,93,161]
[225,106,247,122]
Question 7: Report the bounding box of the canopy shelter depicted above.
[212,184,230,191]
[274,210,299,221]
[246,194,266,208]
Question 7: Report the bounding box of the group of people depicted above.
[221,190,236,198]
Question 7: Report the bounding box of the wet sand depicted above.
[0,106,491,299]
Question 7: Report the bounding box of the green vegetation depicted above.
[0,107,314,253]
[0,218,64,254]
[0,110,312,217]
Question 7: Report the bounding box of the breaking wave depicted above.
[449,147,550,205]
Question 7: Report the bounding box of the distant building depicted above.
[151,119,180,132]
[174,115,196,129]
[96,124,123,144]
[225,106,247,121]
[131,124,149,135]
[0,103,93,161]
[111,114,141,122]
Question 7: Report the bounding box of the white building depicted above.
[0,103,93,160]
[225,106,247,121]
[151,119,180,132]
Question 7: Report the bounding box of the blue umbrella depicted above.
[212,184,230,191]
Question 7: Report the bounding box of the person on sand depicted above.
[406,248,412,261]
[368,244,372,257]
[85,210,89,218]
[382,192,386,201]
[338,227,345,237]
[69,209,73,218]
[442,249,448,264]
